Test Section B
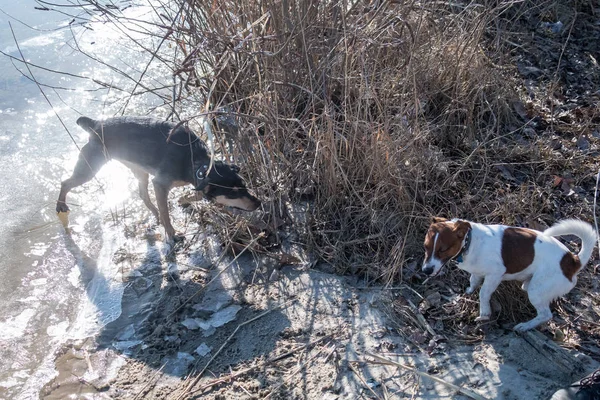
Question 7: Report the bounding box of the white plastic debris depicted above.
[181,304,242,331]
[195,343,212,357]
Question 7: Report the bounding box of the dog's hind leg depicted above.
[514,297,553,332]
[514,277,573,331]
[57,141,107,213]
[128,166,160,222]
[475,274,502,321]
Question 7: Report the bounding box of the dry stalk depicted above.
[177,298,296,399]
[132,362,166,400]
[191,333,334,394]
[263,341,335,400]
[366,352,489,400]
[348,361,385,400]
[166,232,265,319]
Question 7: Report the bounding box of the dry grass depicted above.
[160,0,600,345]
[169,0,524,280]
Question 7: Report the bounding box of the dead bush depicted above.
[166,1,524,282]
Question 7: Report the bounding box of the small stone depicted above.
[195,343,212,357]
[576,136,590,151]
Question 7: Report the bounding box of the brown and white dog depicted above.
[422,217,597,331]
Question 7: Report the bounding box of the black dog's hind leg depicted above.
[129,166,160,222]
[57,141,107,213]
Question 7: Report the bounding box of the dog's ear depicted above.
[453,220,471,238]
[431,216,447,224]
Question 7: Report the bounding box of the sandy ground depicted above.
[38,212,599,400]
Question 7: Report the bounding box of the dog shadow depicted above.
[61,221,291,386]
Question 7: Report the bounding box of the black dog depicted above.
[57,116,260,242]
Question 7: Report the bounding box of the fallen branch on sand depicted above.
[189,333,333,394]
[176,297,296,399]
[263,341,336,400]
[132,362,166,400]
[348,362,385,400]
[167,232,265,319]
[365,352,489,400]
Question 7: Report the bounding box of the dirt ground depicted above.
[38,207,599,400]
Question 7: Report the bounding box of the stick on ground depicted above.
[176,297,296,399]
[366,352,489,400]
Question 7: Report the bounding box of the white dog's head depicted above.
[422,217,471,276]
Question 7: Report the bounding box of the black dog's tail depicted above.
[76,116,98,135]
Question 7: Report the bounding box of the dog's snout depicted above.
[240,194,261,211]
[422,265,434,275]
[213,194,261,211]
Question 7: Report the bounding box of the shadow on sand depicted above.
[43,216,600,399]
[42,217,292,398]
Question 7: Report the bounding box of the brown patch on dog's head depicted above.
[198,161,261,211]
[560,252,581,282]
[422,219,471,275]
[501,227,536,274]
[213,194,261,211]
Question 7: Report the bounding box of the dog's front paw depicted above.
[475,314,491,322]
[57,210,70,228]
[465,287,476,295]
[56,202,70,214]
[163,234,185,255]
[513,322,533,332]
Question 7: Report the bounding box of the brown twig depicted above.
[366,352,489,400]
[191,333,334,394]
[176,298,296,399]
[132,362,166,400]
[348,361,385,400]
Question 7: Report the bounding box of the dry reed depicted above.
[164,0,600,339]
[168,0,523,281]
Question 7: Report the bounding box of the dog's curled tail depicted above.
[544,219,597,266]
[76,116,98,134]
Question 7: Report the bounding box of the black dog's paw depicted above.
[163,234,185,255]
[56,202,70,213]
[57,209,70,228]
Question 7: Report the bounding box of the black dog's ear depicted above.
[230,164,240,173]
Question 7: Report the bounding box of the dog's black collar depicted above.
[196,164,209,180]
[453,228,471,264]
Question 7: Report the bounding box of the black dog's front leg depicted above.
[152,179,181,243]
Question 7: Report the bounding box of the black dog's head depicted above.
[194,160,261,211]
